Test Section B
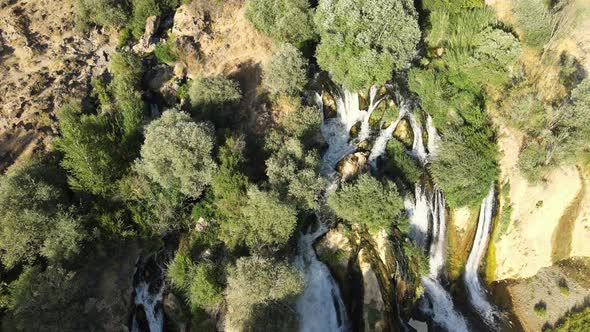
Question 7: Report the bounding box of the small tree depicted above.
[240,187,298,250]
[225,256,303,331]
[135,109,217,199]
[245,0,315,46]
[56,101,123,196]
[188,76,242,125]
[328,174,405,231]
[263,43,308,95]
[0,162,77,268]
[315,0,420,90]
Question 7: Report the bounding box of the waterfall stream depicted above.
[464,186,498,325]
[131,254,165,332]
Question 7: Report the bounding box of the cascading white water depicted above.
[425,115,441,159]
[295,222,349,332]
[296,88,379,332]
[407,185,469,332]
[407,112,428,166]
[464,186,497,325]
[132,281,164,332]
[367,101,408,168]
[402,114,469,332]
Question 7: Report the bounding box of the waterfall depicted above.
[464,186,498,325]
[403,114,468,332]
[131,255,165,332]
[295,222,349,332]
[296,88,376,332]
[367,100,409,168]
[407,112,428,166]
[425,115,440,159]
[407,185,469,332]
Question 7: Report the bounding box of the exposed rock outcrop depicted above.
[0,0,116,171]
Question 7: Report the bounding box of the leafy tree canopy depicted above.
[263,43,309,95]
[245,0,316,46]
[315,0,421,90]
[240,187,298,251]
[135,109,217,199]
[327,173,405,231]
[225,256,303,331]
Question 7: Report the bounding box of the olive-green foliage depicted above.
[188,76,242,126]
[56,101,123,195]
[225,256,303,331]
[40,211,87,265]
[513,0,554,49]
[210,137,251,248]
[6,266,85,331]
[154,37,179,65]
[245,0,315,46]
[76,0,129,30]
[280,105,322,145]
[135,109,217,199]
[0,161,73,268]
[327,174,405,231]
[315,0,421,90]
[263,43,308,95]
[265,132,323,211]
[403,242,429,278]
[385,139,422,186]
[430,132,497,207]
[130,0,161,39]
[109,51,145,154]
[504,78,590,180]
[547,307,590,332]
[409,6,519,206]
[240,187,298,250]
[167,254,223,311]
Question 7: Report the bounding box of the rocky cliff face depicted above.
[0,0,116,170]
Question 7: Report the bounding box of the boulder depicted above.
[163,293,188,331]
[337,152,368,182]
[172,4,207,37]
[133,16,159,54]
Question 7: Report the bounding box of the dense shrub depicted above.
[245,0,316,46]
[188,76,242,126]
[328,174,405,231]
[240,187,298,251]
[225,256,303,331]
[135,109,217,199]
[167,254,223,311]
[76,0,129,30]
[513,0,554,49]
[263,43,308,95]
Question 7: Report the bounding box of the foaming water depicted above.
[464,186,498,325]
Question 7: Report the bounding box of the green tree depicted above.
[55,101,123,195]
[0,161,71,268]
[109,51,145,154]
[315,0,420,90]
[327,173,405,231]
[6,266,85,331]
[430,132,498,206]
[188,76,242,125]
[263,43,308,95]
[76,0,129,30]
[135,109,217,198]
[240,187,298,250]
[265,133,323,210]
[225,256,303,331]
[245,0,315,46]
[166,254,223,311]
[40,211,87,265]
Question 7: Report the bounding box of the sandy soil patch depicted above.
[494,123,583,280]
[571,173,590,257]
